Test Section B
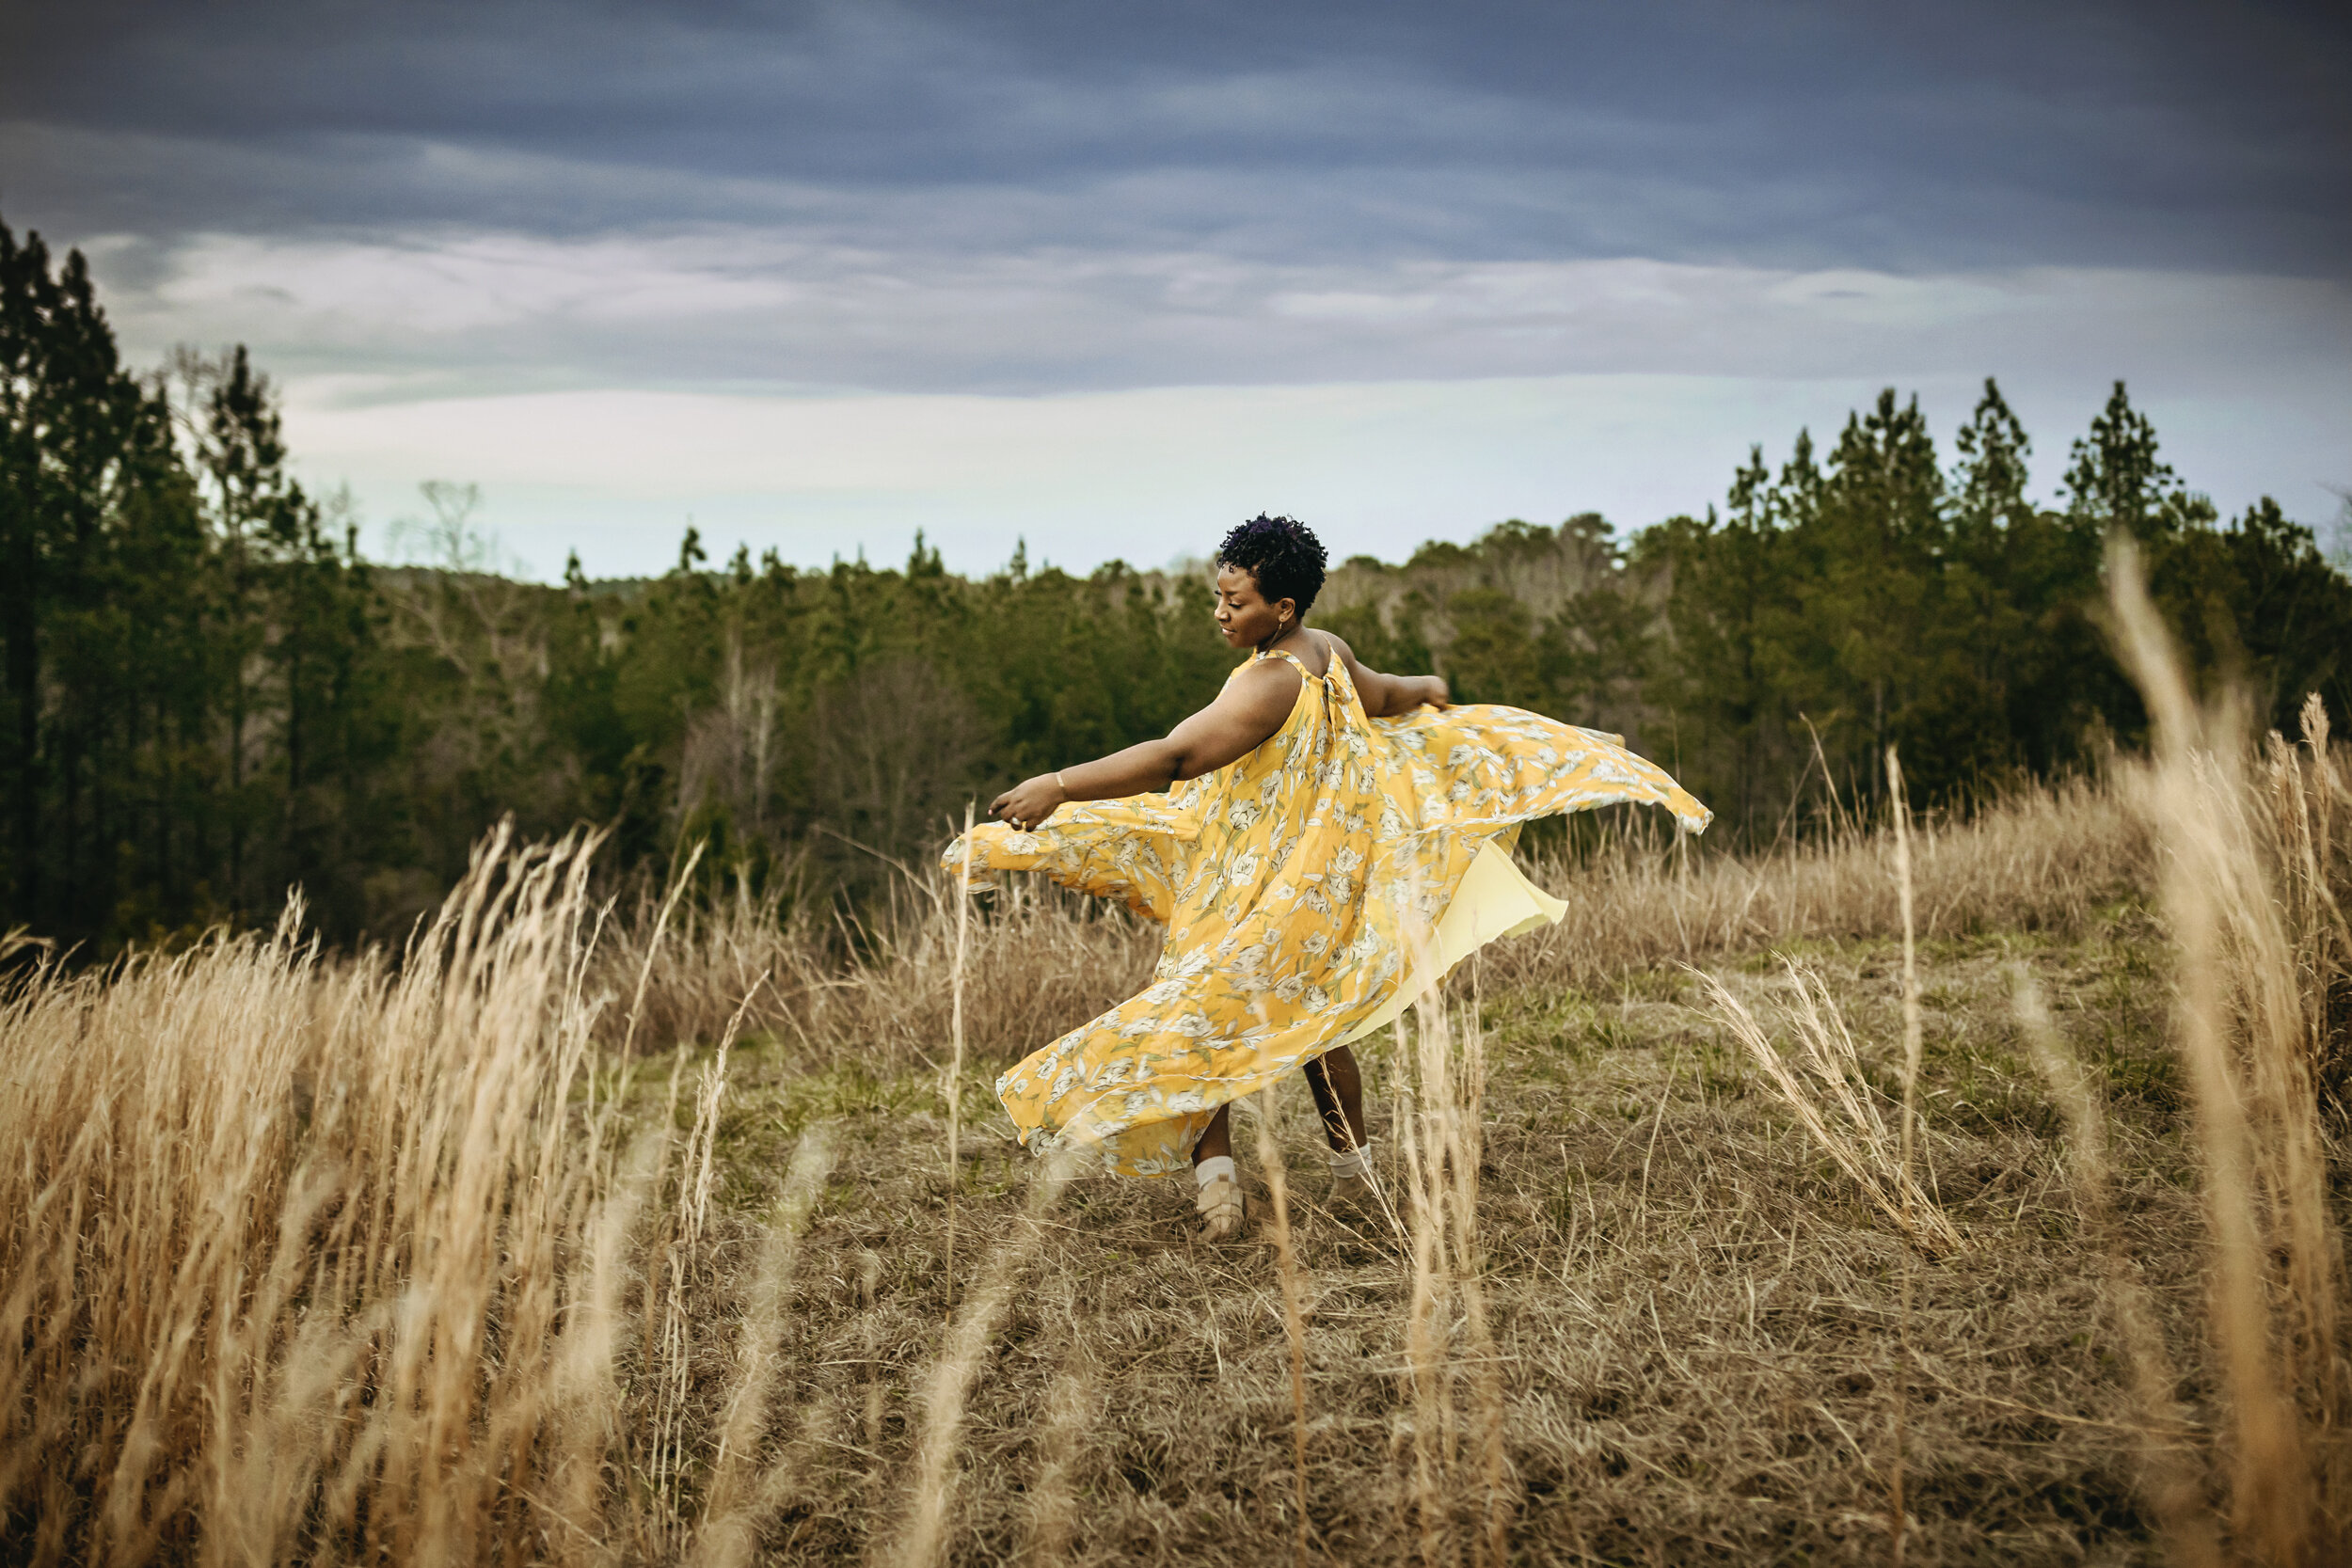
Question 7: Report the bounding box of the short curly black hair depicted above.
[1215,515,1328,616]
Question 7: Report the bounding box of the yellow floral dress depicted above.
[944,641,1711,1176]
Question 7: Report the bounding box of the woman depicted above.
[946,515,1709,1239]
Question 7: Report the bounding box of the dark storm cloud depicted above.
[5,0,2347,275]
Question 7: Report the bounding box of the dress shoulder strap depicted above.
[1257,636,1341,679]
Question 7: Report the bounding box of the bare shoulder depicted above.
[1227,656,1304,713]
[1178,656,1303,755]
[1317,629,1359,664]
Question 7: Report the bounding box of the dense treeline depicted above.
[1367,384,2352,832]
[6,216,2348,950]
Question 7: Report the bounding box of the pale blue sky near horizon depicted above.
[5,0,2347,579]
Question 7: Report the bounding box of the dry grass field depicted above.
[4,578,2349,1566]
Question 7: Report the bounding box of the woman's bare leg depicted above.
[1191,1103,1245,1236]
[1191,1046,1365,1167]
[1193,1103,1232,1166]
[1303,1047,1367,1152]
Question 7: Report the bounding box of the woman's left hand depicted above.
[989,773,1068,832]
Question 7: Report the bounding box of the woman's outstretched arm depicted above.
[987,659,1304,830]
[1321,632,1450,720]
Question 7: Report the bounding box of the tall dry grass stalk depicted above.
[2106,538,2351,1563]
[1691,749,1954,1555]
[1686,748,1958,1549]
[878,796,1050,1568]
[0,827,799,1566]
[1693,960,1962,1257]
[945,801,976,1310]
[2269,695,2352,1111]
[647,976,769,1551]
[1887,745,1925,1562]
[1248,1084,1315,1568]
[621,838,709,1069]
[1389,957,1513,1567]
[2010,967,2220,1568]
[1017,1357,1094,1566]
[691,1129,837,1568]
[887,1147,1079,1568]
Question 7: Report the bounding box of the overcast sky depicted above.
[5,0,2347,578]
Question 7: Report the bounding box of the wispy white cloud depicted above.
[94,225,2352,401]
[132,230,802,339]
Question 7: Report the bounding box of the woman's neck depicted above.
[1256,622,1326,674]
[1257,623,1309,656]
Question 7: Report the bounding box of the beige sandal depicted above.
[1195,1176,1248,1240]
[1328,1169,1375,1210]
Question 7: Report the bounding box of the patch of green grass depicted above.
[1917,930,2019,966]
[1482,988,1606,1069]
[1920,981,1968,1012]
[1693,1036,1749,1100]
[1926,1039,2058,1138]
[2089,1034,2182,1112]
[1615,966,1690,1004]
[759,1059,940,1135]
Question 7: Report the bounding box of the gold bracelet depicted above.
[1056,770,1069,792]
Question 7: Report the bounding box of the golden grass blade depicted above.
[2010,965,2220,1568]
[888,1146,1078,1568]
[1250,1083,1315,1568]
[1394,1007,1452,1567]
[1447,982,1512,1568]
[1019,1355,1095,1567]
[1388,902,1457,1566]
[946,800,975,1313]
[1693,964,1960,1256]
[621,838,707,1069]
[1386,901,1513,1566]
[693,1127,838,1568]
[1887,744,1921,1562]
[2106,536,2331,1560]
[647,973,768,1550]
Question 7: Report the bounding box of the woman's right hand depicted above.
[1418,674,1452,710]
[989,773,1068,832]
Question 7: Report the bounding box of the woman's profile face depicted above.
[1214,565,1293,647]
